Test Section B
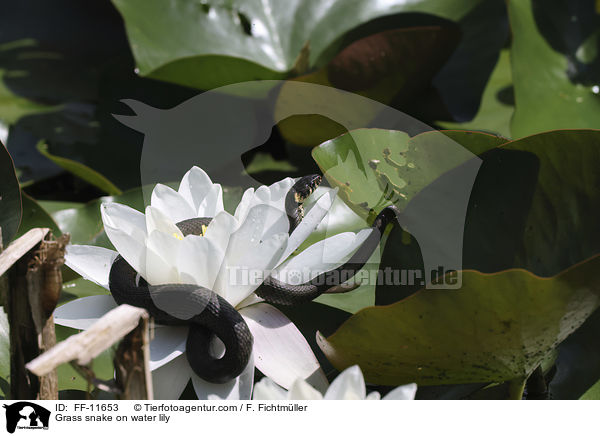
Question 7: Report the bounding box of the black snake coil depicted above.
[108,175,402,383]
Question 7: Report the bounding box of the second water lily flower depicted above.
[253,365,417,400]
[55,166,373,400]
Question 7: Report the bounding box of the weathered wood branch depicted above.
[27,304,147,374]
[27,304,153,400]
[3,229,68,400]
[114,314,153,400]
[0,228,49,277]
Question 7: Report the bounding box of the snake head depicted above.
[292,174,322,204]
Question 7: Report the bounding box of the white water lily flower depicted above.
[253,365,417,400]
[56,166,373,400]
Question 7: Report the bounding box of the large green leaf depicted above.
[55,325,114,394]
[581,378,600,400]
[469,130,600,276]
[313,129,509,307]
[318,255,600,386]
[111,0,484,90]
[16,192,60,238]
[0,140,21,246]
[60,278,110,306]
[509,0,600,138]
[428,0,509,123]
[376,129,600,305]
[312,129,506,219]
[438,49,513,138]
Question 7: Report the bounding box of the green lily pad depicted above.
[318,255,600,386]
[438,49,513,138]
[322,128,600,304]
[581,378,600,400]
[55,325,114,394]
[60,278,110,306]
[111,0,481,90]
[16,192,60,239]
[36,142,122,195]
[508,0,600,138]
[0,140,21,246]
[467,129,600,277]
[312,128,507,219]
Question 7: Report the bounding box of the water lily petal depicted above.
[101,203,147,275]
[323,365,366,400]
[303,187,367,243]
[197,184,224,217]
[145,230,181,285]
[54,295,117,330]
[366,391,382,400]
[101,202,146,236]
[236,293,264,310]
[204,211,237,250]
[178,166,224,217]
[252,377,288,400]
[223,231,287,307]
[216,206,288,306]
[382,383,418,400]
[273,229,373,283]
[278,188,336,264]
[233,187,255,222]
[288,379,324,400]
[149,325,188,371]
[191,354,255,400]
[253,177,295,211]
[152,354,193,400]
[239,303,327,391]
[151,184,197,223]
[64,245,118,290]
[266,177,295,209]
[178,234,223,290]
[234,178,294,222]
[234,200,288,241]
[145,205,184,239]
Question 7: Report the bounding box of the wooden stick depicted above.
[6,231,68,399]
[114,314,153,400]
[0,228,49,278]
[26,305,148,376]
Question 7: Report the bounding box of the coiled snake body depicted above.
[109,175,402,383]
